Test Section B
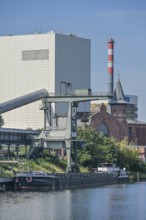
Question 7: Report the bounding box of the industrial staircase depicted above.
[26,139,44,158]
[26,146,44,158]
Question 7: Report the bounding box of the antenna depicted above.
[39,24,43,34]
[34,25,42,34]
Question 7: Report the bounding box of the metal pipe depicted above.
[0,89,48,114]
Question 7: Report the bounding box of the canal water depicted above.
[0,181,146,220]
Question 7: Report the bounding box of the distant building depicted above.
[0,32,91,129]
[91,100,108,113]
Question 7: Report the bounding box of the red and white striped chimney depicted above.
[108,38,114,95]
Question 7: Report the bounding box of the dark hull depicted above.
[14,172,129,191]
[0,177,15,191]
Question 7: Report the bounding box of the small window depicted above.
[22,49,49,61]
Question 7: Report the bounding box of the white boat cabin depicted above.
[97,163,120,172]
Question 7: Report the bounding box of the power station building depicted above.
[0,32,91,129]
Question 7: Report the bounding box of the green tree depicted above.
[117,139,144,171]
[77,128,119,168]
[0,114,4,127]
[77,127,144,172]
[77,128,104,168]
[102,137,119,164]
[0,115,4,150]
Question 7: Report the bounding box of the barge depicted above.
[14,169,129,191]
[0,177,14,192]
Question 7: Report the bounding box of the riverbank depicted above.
[129,171,146,181]
[0,156,90,178]
[0,156,146,182]
[0,156,67,177]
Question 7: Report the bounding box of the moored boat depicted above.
[14,168,129,191]
[95,163,129,184]
[0,177,15,191]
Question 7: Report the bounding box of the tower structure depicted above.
[108,38,114,95]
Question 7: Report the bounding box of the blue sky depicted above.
[0,0,146,121]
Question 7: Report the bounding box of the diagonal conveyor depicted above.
[0,89,48,114]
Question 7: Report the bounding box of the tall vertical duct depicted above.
[108,38,114,95]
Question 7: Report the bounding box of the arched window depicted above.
[97,123,109,136]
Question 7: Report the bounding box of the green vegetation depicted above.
[77,128,146,175]
[0,114,4,127]
[0,155,67,177]
[1,127,146,180]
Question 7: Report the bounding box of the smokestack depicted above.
[108,38,114,95]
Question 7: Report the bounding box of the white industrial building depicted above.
[0,31,91,129]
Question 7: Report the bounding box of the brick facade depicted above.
[89,103,146,161]
[90,104,128,141]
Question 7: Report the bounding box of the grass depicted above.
[0,154,89,177]
[0,155,67,177]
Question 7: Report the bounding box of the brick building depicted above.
[89,79,146,160]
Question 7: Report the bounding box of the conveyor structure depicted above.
[0,89,48,114]
[0,88,112,172]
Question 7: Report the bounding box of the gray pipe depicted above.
[0,89,48,114]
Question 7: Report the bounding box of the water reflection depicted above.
[0,182,146,220]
